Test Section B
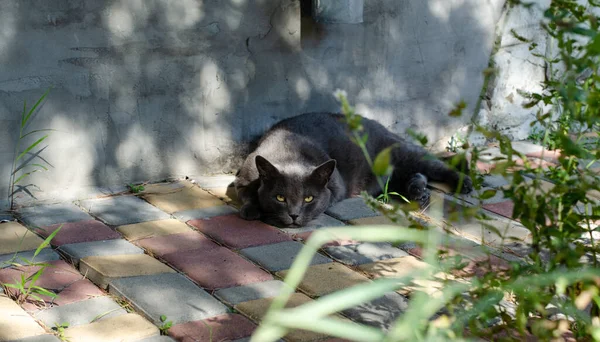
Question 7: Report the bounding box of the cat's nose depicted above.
[289,214,299,221]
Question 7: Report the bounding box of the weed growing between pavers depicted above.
[254,2,600,339]
[52,322,69,341]
[159,314,173,335]
[2,225,62,307]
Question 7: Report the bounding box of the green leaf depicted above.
[480,189,498,200]
[160,315,167,322]
[30,286,57,298]
[449,100,467,117]
[15,134,49,162]
[22,88,51,129]
[14,170,43,184]
[372,146,394,176]
[13,163,49,175]
[34,225,62,258]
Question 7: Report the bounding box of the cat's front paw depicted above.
[457,175,473,194]
[240,204,261,220]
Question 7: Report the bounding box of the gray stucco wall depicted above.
[0,0,505,208]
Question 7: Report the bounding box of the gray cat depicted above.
[234,113,472,227]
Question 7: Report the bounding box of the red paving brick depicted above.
[525,149,562,162]
[188,214,291,249]
[482,201,515,220]
[0,260,104,311]
[162,247,273,290]
[168,313,256,342]
[441,248,511,278]
[135,231,221,257]
[39,220,121,246]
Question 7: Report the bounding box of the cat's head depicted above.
[255,155,336,227]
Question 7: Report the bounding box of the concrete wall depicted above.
[0,0,505,209]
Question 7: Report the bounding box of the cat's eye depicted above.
[276,195,286,202]
[304,196,314,203]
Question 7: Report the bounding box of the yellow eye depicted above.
[304,196,314,203]
[276,195,285,202]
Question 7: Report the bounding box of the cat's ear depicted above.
[255,155,280,179]
[309,159,336,187]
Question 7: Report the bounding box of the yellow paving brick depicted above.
[276,263,370,297]
[0,295,46,341]
[142,186,224,213]
[358,256,453,296]
[206,186,241,208]
[65,313,159,342]
[79,254,175,289]
[140,181,188,195]
[117,219,192,241]
[235,293,346,342]
[0,222,46,255]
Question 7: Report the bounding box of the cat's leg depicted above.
[419,157,473,194]
[235,180,262,220]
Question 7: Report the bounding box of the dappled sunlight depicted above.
[116,124,162,171]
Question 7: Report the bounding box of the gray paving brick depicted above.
[0,248,60,268]
[78,196,170,226]
[323,242,409,266]
[59,239,144,266]
[7,334,62,342]
[173,206,238,222]
[325,198,380,221]
[214,280,289,306]
[279,214,345,234]
[109,273,228,325]
[459,187,507,205]
[18,203,94,228]
[239,241,332,272]
[133,336,177,342]
[342,292,409,332]
[481,174,513,189]
[33,296,126,328]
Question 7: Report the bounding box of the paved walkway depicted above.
[0,141,587,342]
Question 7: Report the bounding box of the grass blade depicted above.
[15,134,48,162]
[20,128,56,140]
[22,88,50,129]
[34,225,61,258]
[14,170,43,184]
[12,163,49,175]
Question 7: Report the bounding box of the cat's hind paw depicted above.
[240,204,261,221]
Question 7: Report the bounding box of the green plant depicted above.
[7,88,54,210]
[128,183,145,193]
[3,225,61,305]
[159,314,173,335]
[52,322,70,341]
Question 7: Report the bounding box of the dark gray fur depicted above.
[235,113,472,227]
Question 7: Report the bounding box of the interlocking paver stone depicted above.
[188,214,292,249]
[214,280,290,306]
[142,185,224,213]
[279,214,345,235]
[0,295,46,340]
[8,334,62,342]
[33,296,126,328]
[78,196,170,226]
[162,247,272,290]
[135,231,220,257]
[0,260,105,311]
[240,241,332,272]
[64,313,158,342]
[325,198,380,221]
[0,213,13,222]
[482,174,513,188]
[0,248,60,268]
[235,293,335,342]
[141,181,187,195]
[323,242,409,266]
[168,314,256,341]
[39,220,121,246]
[173,205,238,222]
[59,239,144,266]
[116,219,192,241]
[341,292,409,332]
[0,222,46,255]
[109,273,228,325]
[80,254,175,289]
[135,336,177,342]
[357,256,428,279]
[18,203,93,228]
[276,262,370,297]
[349,215,410,227]
[482,200,515,219]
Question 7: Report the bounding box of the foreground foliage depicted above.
[253,1,600,341]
